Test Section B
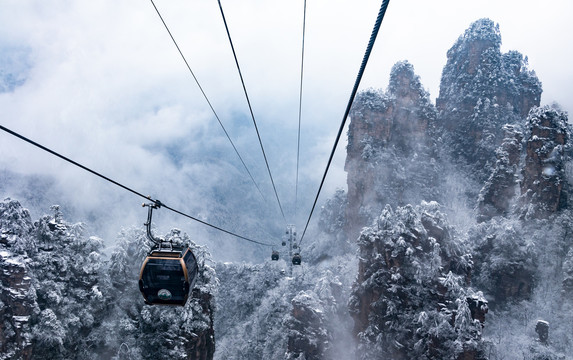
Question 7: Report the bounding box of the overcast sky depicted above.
[0,0,571,256]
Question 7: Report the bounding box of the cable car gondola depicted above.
[292,253,301,265]
[271,250,279,261]
[138,203,199,306]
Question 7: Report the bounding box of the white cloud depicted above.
[0,0,571,259]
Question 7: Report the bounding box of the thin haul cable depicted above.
[217,0,287,223]
[0,124,274,247]
[295,0,307,221]
[149,0,267,202]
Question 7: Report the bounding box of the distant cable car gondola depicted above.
[292,253,301,265]
[138,202,199,306]
[271,250,279,261]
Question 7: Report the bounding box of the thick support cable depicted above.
[0,124,274,247]
[295,0,307,221]
[149,0,266,202]
[299,0,391,246]
[217,0,287,223]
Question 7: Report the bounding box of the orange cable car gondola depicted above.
[138,202,199,306]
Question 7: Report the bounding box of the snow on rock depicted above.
[349,201,486,359]
[519,105,569,219]
[0,199,36,360]
[287,290,329,360]
[436,18,541,180]
[345,61,438,241]
[0,198,217,359]
[477,124,523,221]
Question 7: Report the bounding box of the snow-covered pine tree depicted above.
[214,261,290,360]
[99,228,217,360]
[470,218,536,306]
[1,198,218,359]
[349,202,486,359]
[29,205,107,360]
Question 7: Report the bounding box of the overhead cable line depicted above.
[295,0,307,221]
[0,124,274,247]
[299,0,391,246]
[217,0,287,223]
[149,0,267,202]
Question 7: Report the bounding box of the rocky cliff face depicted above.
[286,291,328,360]
[345,61,437,240]
[477,124,522,221]
[474,107,570,305]
[344,19,545,239]
[0,252,35,360]
[520,105,569,219]
[344,19,543,241]
[470,219,537,305]
[0,199,36,360]
[477,104,571,222]
[349,202,486,359]
[189,289,216,360]
[343,17,573,359]
[436,18,541,177]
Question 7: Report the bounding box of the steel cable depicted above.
[295,0,307,221]
[149,0,267,202]
[217,0,287,223]
[0,124,274,246]
[298,0,391,246]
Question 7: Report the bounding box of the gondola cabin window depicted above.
[139,247,198,306]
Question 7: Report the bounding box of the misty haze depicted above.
[1,1,573,360]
